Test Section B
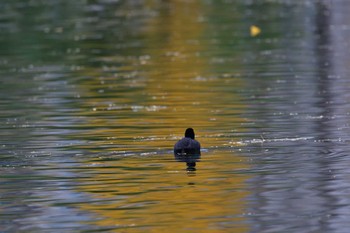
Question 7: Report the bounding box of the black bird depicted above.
[174,128,201,170]
[174,128,201,155]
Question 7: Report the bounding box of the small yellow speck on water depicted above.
[250,25,261,37]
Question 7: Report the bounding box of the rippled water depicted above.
[2,0,350,232]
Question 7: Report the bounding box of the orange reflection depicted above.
[72,1,250,232]
[76,151,249,232]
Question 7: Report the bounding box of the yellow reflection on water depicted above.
[76,151,250,232]
[72,1,250,232]
[143,0,213,133]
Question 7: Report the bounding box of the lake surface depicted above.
[2,0,350,232]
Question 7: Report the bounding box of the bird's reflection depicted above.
[174,152,201,171]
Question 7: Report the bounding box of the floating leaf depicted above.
[250,25,261,37]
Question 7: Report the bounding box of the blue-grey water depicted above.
[2,1,350,232]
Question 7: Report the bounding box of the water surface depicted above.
[2,1,350,232]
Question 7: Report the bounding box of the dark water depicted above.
[2,0,350,232]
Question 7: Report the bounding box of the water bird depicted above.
[174,128,201,170]
[174,128,201,155]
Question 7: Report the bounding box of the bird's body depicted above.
[174,137,201,155]
[174,128,201,155]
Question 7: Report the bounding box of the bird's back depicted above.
[174,137,201,155]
